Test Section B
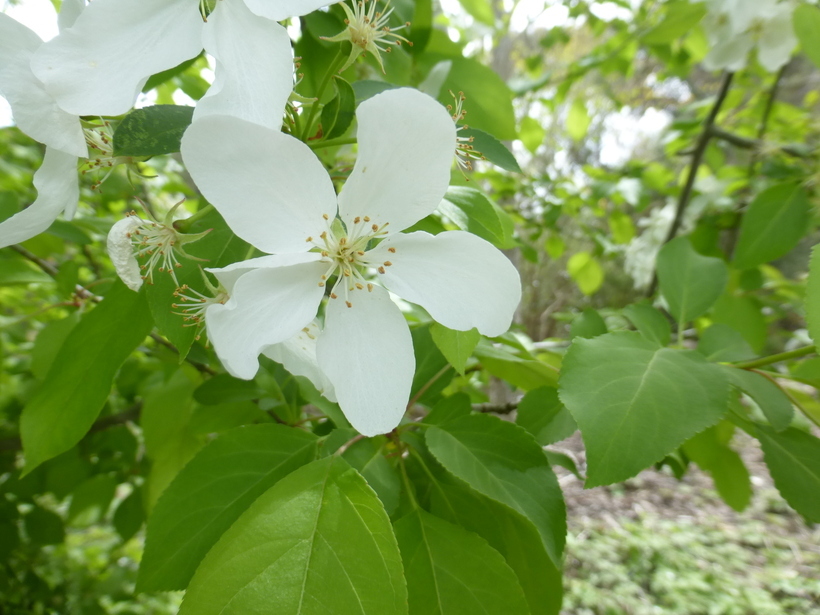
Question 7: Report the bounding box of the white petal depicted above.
[196,1,293,130]
[337,88,456,234]
[703,31,753,71]
[316,285,414,436]
[205,258,327,379]
[58,0,86,31]
[0,14,85,156]
[207,252,324,293]
[242,0,332,21]
[0,148,79,249]
[31,0,202,116]
[369,231,521,337]
[181,116,337,254]
[757,10,796,72]
[263,320,337,402]
[107,217,143,291]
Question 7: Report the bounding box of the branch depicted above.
[730,345,815,370]
[472,402,517,415]
[647,71,734,295]
[707,126,809,159]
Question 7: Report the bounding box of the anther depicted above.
[388,247,396,253]
[367,283,374,292]
[323,213,329,220]
[384,261,392,266]
[378,266,386,274]
[354,216,361,223]
[364,216,371,222]
[355,283,364,289]
[306,236,313,242]
[346,301,353,308]
[331,292,338,299]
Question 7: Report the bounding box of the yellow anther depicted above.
[388,247,396,253]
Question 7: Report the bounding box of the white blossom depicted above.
[29,0,334,128]
[180,88,521,435]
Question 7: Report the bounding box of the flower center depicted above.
[306,214,396,307]
[345,0,411,52]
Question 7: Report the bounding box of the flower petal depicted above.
[205,257,326,379]
[316,285,414,436]
[0,14,85,156]
[0,148,79,249]
[58,0,86,31]
[107,217,143,291]
[369,230,521,337]
[337,88,456,234]
[758,9,796,73]
[207,252,324,293]
[182,115,337,254]
[242,0,332,21]
[31,0,202,116]
[197,1,293,130]
[263,320,337,402]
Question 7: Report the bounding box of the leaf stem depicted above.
[730,345,815,370]
[308,137,357,150]
[174,203,214,233]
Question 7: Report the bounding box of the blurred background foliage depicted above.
[1,0,819,612]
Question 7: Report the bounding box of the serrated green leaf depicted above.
[113,105,194,157]
[519,116,545,154]
[30,313,80,380]
[395,508,530,615]
[697,324,756,363]
[20,282,154,474]
[0,258,53,285]
[683,422,750,511]
[193,373,262,405]
[733,184,811,270]
[567,251,603,295]
[460,127,521,173]
[754,425,820,522]
[793,4,820,68]
[430,323,480,375]
[474,341,559,391]
[411,325,454,406]
[722,367,793,432]
[179,457,407,615]
[622,302,670,347]
[138,424,318,592]
[320,76,356,139]
[516,386,577,446]
[342,437,401,516]
[438,186,515,249]
[425,393,473,426]
[642,1,707,44]
[657,236,727,324]
[569,308,607,340]
[559,332,729,487]
[414,453,563,615]
[806,244,820,346]
[426,413,566,566]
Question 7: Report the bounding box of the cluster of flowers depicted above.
[695,0,798,72]
[0,0,521,436]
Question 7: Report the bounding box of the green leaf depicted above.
[474,341,559,391]
[460,127,521,173]
[519,116,545,153]
[722,367,793,432]
[20,282,154,474]
[30,313,80,379]
[113,105,194,157]
[342,437,401,516]
[733,184,811,270]
[711,293,767,353]
[697,324,756,363]
[806,244,820,346]
[352,79,399,103]
[113,488,144,543]
[0,257,53,285]
[193,373,262,405]
[394,508,530,615]
[683,422,750,511]
[418,460,563,615]
[656,236,727,324]
[438,186,515,249]
[457,0,494,25]
[642,1,707,45]
[67,474,117,526]
[138,424,318,592]
[425,393,473,426]
[320,76,356,140]
[24,506,65,546]
[569,308,607,340]
[567,251,603,295]
[566,99,590,142]
[559,332,729,487]
[622,302,670,347]
[426,413,566,566]
[793,4,820,68]
[754,425,820,522]
[411,325,454,406]
[516,386,577,446]
[430,323,480,375]
[608,210,635,244]
[179,457,407,615]
[408,0,433,53]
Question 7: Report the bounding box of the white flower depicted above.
[29,0,334,128]
[180,88,522,435]
[0,12,84,249]
[700,0,796,72]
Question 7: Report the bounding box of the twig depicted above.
[707,126,808,158]
[731,345,815,370]
[647,72,734,295]
[406,364,453,410]
[472,401,517,414]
